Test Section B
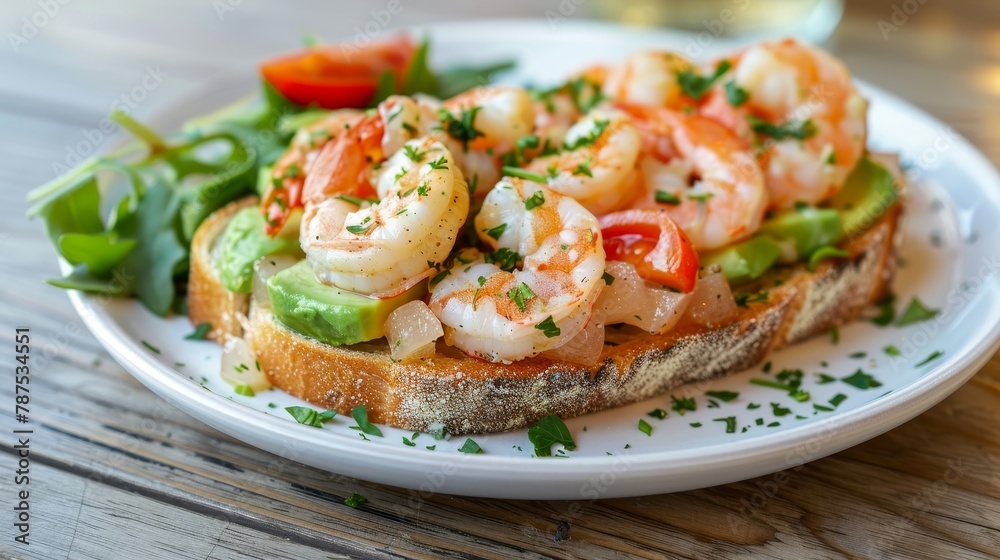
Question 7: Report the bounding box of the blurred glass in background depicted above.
[589,0,844,43]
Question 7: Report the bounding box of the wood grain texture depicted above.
[2,1,999,559]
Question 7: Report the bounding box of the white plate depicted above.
[66,20,1000,499]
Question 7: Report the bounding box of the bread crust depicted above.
[238,202,901,435]
[187,196,258,343]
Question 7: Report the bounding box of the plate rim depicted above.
[61,18,1000,497]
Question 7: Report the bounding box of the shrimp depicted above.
[428,177,605,363]
[261,109,361,234]
[699,38,867,208]
[300,130,470,297]
[524,109,643,216]
[602,51,697,110]
[622,104,768,251]
[440,85,535,151]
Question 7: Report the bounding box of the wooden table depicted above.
[3,1,999,558]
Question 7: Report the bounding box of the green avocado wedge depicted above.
[704,156,897,283]
[216,207,302,292]
[268,261,427,347]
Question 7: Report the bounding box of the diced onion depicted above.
[220,336,271,391]
[685,270,738,327]
[252,255,300,306]
[384,300,444,361]
[541,308,606,366]
[596,261,691,334]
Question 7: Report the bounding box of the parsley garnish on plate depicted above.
[916,350,944,367]
[897,297,939,326]
[870,294,897,326]
[884,345,901,356]
[440,106,484,151]
[286,406,336,428]
[714,416,737,433]
[527,415,576,457]
[706,390,739,402]
[184,322,212,341]
[350,405,383,437]
[770,403,792,417]
[458,438,483,454]
[141,340,160,354]
[841,369,883,389]
[647,408,668,420]
[535,316,560,338]
[638,419,653,436]
[670,395,697,415]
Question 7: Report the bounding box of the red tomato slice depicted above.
[599,209,700,293]
[260,34,415,109]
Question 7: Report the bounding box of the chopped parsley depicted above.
[735,291,768,307]
[687,192,714,202]
[689,422,703,428]
[535,316,560,338]
[350,405,383,437]
[671,395,697,415]
[724,80,749,106]
[403,144,429,162]
[714,416,737,433]
[234,385,255,397]
[916,350,943,367]
[427,156,449,170]
[762,361,772,373]
[344,493,367,508]
[638,419,653,436]
[770,403,792,417]
[677,60,731,100]
[841,369,883,390]
[884,345,901,356]
[655,190,681,205]
[896,297,939,326]
[425,445,436,451]
[440,106,484,151]
[335,194,378,206]
[346,221,373,235]
[747,402,761,410]
[285,406,337,428]
[484,248,521,272]
[184,323,212,341]
[524,190,546,210]
[502,165,549,183]
[748,116,818,141]
[830,326,840,345]
[647,408,668,420]
[528,415,576,457]
[829,393,848,407]
[705,390,739,402]
[572,159,593,177]
[565,119,610,151]
[393,168,408,183]
[602,271,615,285]
[507,282,536,312]
[417,183,430,197]
[813,403,834,412]
[870,294,897,326]
[483,223,507,240]
[817,373,837,384]
[429,269,451,288]
[849,351,867,359]
[141,340,160,354]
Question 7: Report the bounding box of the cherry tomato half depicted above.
[260,34,415,109]
[599,209,700,293]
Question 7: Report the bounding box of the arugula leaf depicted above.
[402,39,438,96]
[527,415,576,457]
[351,405,383,437]
[59,233,137,277]
[113,182,187,315]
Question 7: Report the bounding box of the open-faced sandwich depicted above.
[30,35,903,435]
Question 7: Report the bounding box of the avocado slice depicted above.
[827,157,898,237]
[216,207,302,292]
[758,206,842,258]
[702,235,783,283]
[267,261,426,346]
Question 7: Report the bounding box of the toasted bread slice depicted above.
[188,185,901,434]
[187,196,258,343]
